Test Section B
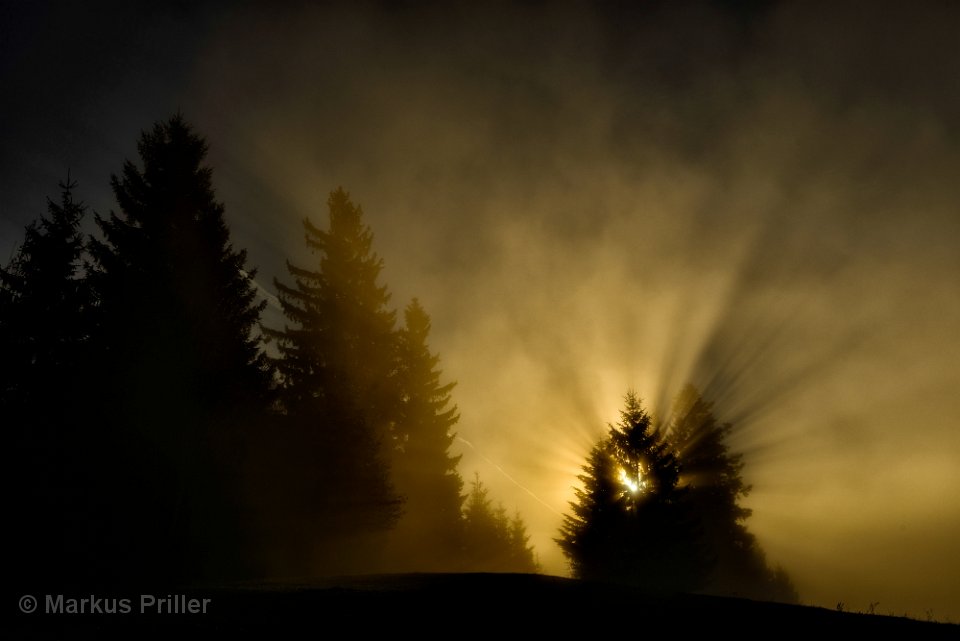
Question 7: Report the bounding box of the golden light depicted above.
[617,466,643,494]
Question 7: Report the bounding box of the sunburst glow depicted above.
[617,466,643,494]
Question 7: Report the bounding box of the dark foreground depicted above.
[13,573,957,638]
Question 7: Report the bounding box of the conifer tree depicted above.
[90,115,272,419]
[462,473,505,570]
[1,176,87,405]
[86,115,273,583]
[462,473,539,572]
[265,187,401,569]
[389,298,464,569]
[667,385,798,602]
[4,177,90,585]
[557,391,707,592]
[559,388,797,600]
[270,188,398,424]
[508,511,539,573]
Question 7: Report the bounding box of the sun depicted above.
[617,466,643,494]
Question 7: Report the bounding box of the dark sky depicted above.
[2,0,959,620]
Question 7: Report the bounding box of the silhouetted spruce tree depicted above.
[507,511,540,573]
[462,473,504,570]
[1,176,87,406]
[461,473,539,572]
[264,187,400,572]
[3,177,91,586]
[667,384,798,602]
[387,298,465,570]
[557,391,708,592]
[86,115,273,584]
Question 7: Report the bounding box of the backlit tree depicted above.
[86,114,273,583]
[388,298,465,569]
[462,473,539,572]
[667,384,798,602]
[557,391,707,592]
[264,188,401,571]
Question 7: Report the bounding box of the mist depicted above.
[3,0,958,621]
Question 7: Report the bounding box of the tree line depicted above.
[3,115,537,587]
[6,114,795,603]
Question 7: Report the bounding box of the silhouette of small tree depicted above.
[559,387,797,601]
[667,384,798,602]
[507,511,539,573]
[462,473,539,572]
[557,391,707,592]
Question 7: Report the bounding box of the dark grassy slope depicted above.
[14,573,957,638]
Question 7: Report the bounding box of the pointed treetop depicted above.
[403,297,431,341]
[309,186,373,253]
